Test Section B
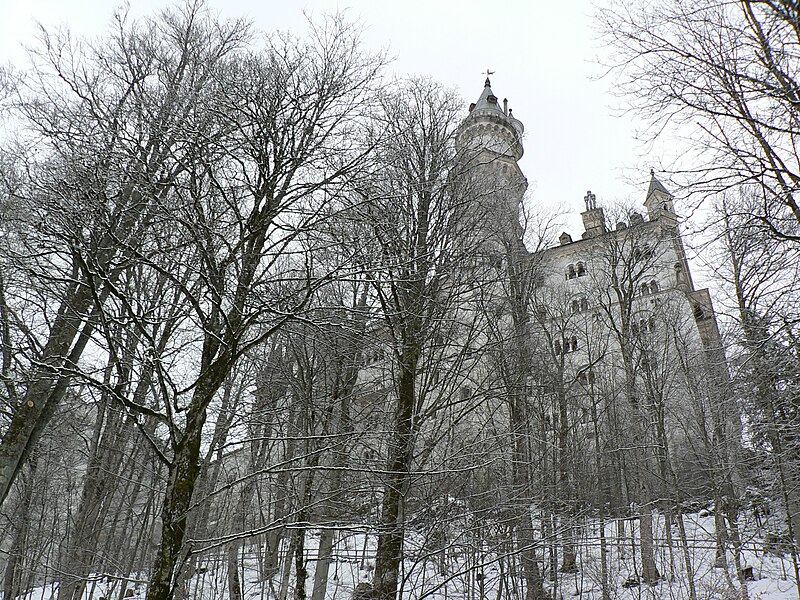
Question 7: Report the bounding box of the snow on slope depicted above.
[12,513,800,600]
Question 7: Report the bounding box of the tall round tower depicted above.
[456,77,528,244]
[457,77,525,165]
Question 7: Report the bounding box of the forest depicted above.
[1,1,800,599]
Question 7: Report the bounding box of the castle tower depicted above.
[644,170,695,292]
[457,77,525,165]
[456,77,527,245]
[644,169,677,226]
[581,190,606,239]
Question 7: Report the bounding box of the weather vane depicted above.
[482,68,495,77]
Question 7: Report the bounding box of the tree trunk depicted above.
[294,527,308,600]
[58,400,133,600]
[675,509,698,600]
[639,506,659,585]
[311,528,335,600]
[146,368,226,600]
[227,543,243,600]
[0,307,95,506]
[373,355,417,600]
[3,454,38,600]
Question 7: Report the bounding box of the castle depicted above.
[449,76,734,508]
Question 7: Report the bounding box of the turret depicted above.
[456,76,527,246]
[644,169,677,225]
[457,77,525,162]
[581,190,607,239]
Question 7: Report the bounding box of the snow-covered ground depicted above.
[12,512,800,600]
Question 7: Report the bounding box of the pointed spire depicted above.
[647,169,670,197]
[472,73,502,114]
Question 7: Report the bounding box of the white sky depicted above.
[0,0,658,239]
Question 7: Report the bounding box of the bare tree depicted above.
[348,78,491,600]
[713,190,800,595]
[0,0,250,506]
[598,0,800,242]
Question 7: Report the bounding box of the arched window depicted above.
[566,264,576,280]
[648,316,657,332]
[576,261,586,277]
[570,336,579,352]
[650,280,659,294]
[577,368,595,387]
[554,340,562,355]
[572,298,589,314]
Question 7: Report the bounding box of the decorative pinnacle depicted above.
[584,190,597,211]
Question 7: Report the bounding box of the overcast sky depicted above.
[0,0,659,239]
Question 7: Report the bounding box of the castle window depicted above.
[693,304,706,321]
[675,262,686,284]
[566,264,576,280]
[577,369,596,387]
[460,385,473,400]
[576,261,587,277]
[557,336,579,355]
[641,280,659,297]
[633,244,653,263]
[571,297,589,313]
